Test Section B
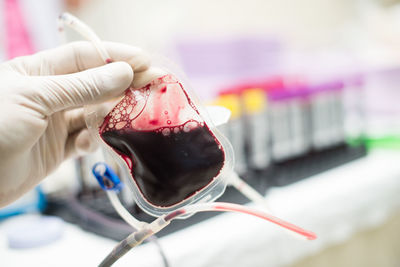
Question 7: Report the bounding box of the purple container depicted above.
[175,36,283,79]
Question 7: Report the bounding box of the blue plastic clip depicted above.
[92,162,124,192]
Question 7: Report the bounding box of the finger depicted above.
[65,108,86,134]
[31,61,133,115]
[8,41,150,76]
[65,128,98,158]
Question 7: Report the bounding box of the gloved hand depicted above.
[0,41,152,207]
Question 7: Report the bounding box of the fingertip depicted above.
[97,61,133,97]
[108,61,134,87]
[103,41,151,72]
[131,49,151,72]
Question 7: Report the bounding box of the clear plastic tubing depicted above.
[164,202,316,240]
[106,191,146,230]
[58,12,111,63]
[229,171,270,208]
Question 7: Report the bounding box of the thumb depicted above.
[33,62,133,115]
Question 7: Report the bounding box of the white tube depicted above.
[228,172,305,239]
[229,171,270,209]
[99,215,171,267]
[106,191,147,230]
[58,12,111,63]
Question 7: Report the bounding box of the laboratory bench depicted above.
[1,149,400,267]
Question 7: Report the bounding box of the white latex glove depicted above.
[0,41,152,207]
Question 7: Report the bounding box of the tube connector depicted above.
[92,162,123,192]
[147,215,170,234]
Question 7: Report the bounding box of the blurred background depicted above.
[2,0,400,266]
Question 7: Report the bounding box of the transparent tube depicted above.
[165,202,316,240]
[58,12,111,62]
[106,191,146,230]
[104,192,170,267]
[229,171,270,208]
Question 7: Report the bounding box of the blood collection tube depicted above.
[330,81,345,145]
[310,83,332,149]
[343,75,365,143]
[268,89,293,162]
[288,85,312,157]
[309,81,345,150]
[267,82,312,161]
[241,88,270,170]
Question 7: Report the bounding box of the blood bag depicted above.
[85,70,234,217]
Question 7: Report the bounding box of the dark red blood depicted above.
[101,125,224,207]
[164,209,186,221]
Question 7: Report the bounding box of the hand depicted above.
[0,41,151,207]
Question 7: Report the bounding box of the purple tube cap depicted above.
[309,80,345,94]
[268,85,310,101]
